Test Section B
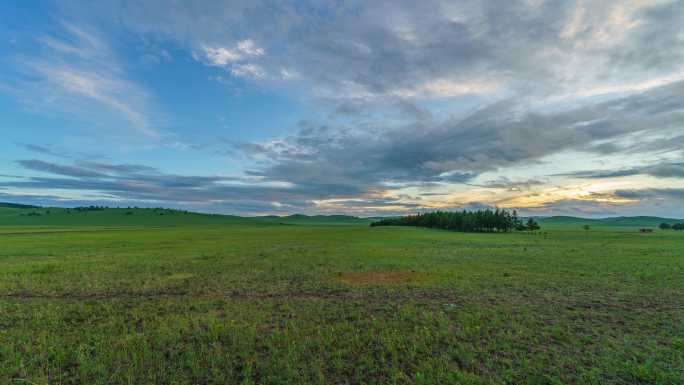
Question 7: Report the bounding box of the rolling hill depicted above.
[0,202,681,229]
[536,215,683,229]
[253,214,372,226]
[0,205,258,227]
[0,204,371,227]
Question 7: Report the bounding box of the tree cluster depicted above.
[370,209,540,233]
[73,206,107,212]
[661,222,684,230]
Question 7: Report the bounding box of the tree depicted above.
[526,218,540,231]
[370,209,525,233]
[659,223,672,230]
[582,224,591,231]
[673,223,684,231]
[512,210,526,231]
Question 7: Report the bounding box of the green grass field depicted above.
[536,216,683,230]
[1,208,683,384]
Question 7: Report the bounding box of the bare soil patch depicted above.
[336,271,428,285]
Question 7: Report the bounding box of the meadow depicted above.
[0,208,682,384]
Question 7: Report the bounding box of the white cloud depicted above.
[10,20,159,138]
[560,0,586,39]
[230,63,265,79]
[236,39,265,56]
[202,46,243,65]
[393,78,500,99]
[43,67,157,137]
[280,68,298,80]
[7,0,684,215]
[198,39,266,79]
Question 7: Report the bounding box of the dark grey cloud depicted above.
[78,162,159,175]
[646,163,684,179]
[18,159,107,178]
[521,198,624,218]
[11,78,676,215]
[558,162,684,179]
[4,159,335,214]
[10,63,684,216]
[615,188,684,200]
[238,81,684,196]
[614,3,684,73]
[7,1,684,216]
[66,0,684,102]
[471,177,547,191]
[556,169,642,179]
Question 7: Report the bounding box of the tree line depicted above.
[370,209,540,233]
[659,223,684,230]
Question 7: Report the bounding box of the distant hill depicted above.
[254,214,371,225]
[0,202,40,209]
[0,202,681,229]
[0,205,261,227]
[0,204,371,227]
[537,216,683,229]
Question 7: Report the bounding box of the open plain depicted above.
[1,209,682,384]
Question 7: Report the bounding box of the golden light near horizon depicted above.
[494,182,639,209]
[0,0,682,218]
[377,178,653,215]
[3,2,684,384]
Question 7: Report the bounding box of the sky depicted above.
[1,0,684,217]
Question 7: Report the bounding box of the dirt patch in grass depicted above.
[336,271,428,285]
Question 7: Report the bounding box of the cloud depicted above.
[0,191,75,205]
[236,39,265,57]
[201,39,264,66]
[201,46,243,65]
[521,198,626,217]
[18,159,106,178]
[647,163,684,178]
[472,177,547,191]
[615,188,684,200]
[36,66,157,137]
[238,80,684,194]
[197,39,266,78]
[4,159,323,214]
[76,0,684,103]
[230,63,266,79]
[558,161,684,179]
[5,1,684,216]
[7,20,159,138]
[19,144,72,159]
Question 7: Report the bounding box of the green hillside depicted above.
[254,214,371,226]
[0,206,259,227]
[1,202,682,229]
[537,215,683,229]
[0,204,372,227]
[0,202,40,209]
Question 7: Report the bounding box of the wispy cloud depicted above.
[18,144,72,159]
[4,159,314,214]
[4,1,684,216]
[8,20,159,138]
[557,161,684,180]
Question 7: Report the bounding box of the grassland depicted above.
[537,216,683,230]
[0,206,372,227]
[0,208,683,384]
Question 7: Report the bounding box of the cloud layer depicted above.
[3,1,684,216]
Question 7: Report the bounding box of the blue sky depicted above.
[1,0,684,217]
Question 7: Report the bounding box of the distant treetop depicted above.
[370,209,540,233]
